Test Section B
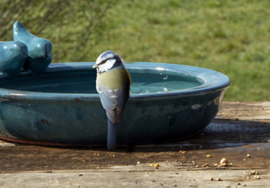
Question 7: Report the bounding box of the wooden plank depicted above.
[0,102,269,171]
[0,168,269,188]
[217,101,270,121]
[0,102,269,187]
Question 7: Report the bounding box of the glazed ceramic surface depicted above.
[0,62,230,146]
[0,41,28,77]
[13,21,52,73]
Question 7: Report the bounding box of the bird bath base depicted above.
[0,62,229,147]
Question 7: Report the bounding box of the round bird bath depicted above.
[0,62,230,146]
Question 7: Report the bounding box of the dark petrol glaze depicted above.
[0,41,28,77]
[0,62,230,146]
[13,21,52,73]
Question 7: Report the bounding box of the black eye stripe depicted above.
[99,57,115,65]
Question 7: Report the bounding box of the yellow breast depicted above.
[97,68,131,90]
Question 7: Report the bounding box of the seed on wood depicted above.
[220,158,228,167]
[250,171,259,175]
[202,163,209,167]
[154,163,159,169]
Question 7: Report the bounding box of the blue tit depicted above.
[93,51,131,150]
[13,21,52,74]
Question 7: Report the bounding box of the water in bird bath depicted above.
[130,69,203,94]
[0,68,203,94]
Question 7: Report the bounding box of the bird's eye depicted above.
[98,60,106,65]
[102,60,107,64]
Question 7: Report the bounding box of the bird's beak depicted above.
[92,64,98,68]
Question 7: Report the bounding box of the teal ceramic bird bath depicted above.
[0,41,28,77]
[0,62,229,146]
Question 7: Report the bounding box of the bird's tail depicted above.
[107,118,116,150]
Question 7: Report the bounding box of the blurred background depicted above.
[0,0,269,101]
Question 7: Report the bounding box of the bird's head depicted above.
[92,51,124,73]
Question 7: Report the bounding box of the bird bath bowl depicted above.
[0,62,229,146]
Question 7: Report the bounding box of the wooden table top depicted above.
[0,102,269,188]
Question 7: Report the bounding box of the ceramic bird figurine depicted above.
[93,51,131,150]
[13,21,52,73]
[0,41,28,77]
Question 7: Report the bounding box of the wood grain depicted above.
[0,102,269,187]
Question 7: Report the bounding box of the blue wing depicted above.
[97,79,130,124]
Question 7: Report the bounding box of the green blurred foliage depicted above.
[0,0,112,62]
[0,0,270,101]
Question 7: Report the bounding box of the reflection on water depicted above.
[0,69,203,94]
[130,69,203,94]
[131,80,201,94]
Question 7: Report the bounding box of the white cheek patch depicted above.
[99,59,116,72]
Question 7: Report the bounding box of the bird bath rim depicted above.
[0,62,230,101]
[0,62,230,146]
